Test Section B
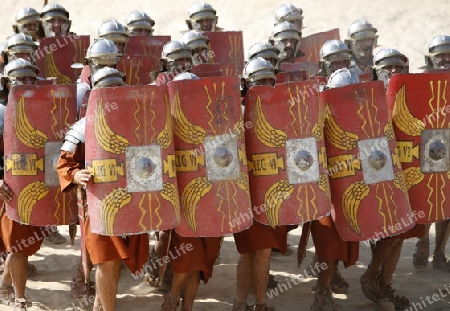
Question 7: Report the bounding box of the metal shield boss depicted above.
[35,35,90,84]
[387,72,450,223]
[3,84,78,225]
[85,85,180,235]
[244,80,332,226]
[322,80,414,241]
[202,31,245,75]
[168,76,252,237]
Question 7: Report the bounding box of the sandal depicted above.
[267,274,278,289]
[248,304,275,311]
[231,300,252,311]
[71,276,96,299]
[92,304,103,311]
[13,298,32,311]
[432,253,450,273]
[360,270,383,303]
[310,284,341,311]
[412,238,429,269]
[379,284,410,310]
[330,268,349,294]
[0,281,14,305]
[160,292,180,311]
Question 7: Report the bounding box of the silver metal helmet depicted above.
[243,57,276,83]
[188,2,218,32]
[270,21,301,42]
[373,48,408,87]
[373,48,408,69]
[189,2,217,21]
[161,40,193,63]
[426,35,450,69]
[345,20,378,60]
[92,67,126,88]
[248,41,280,69]
[5,33,38,59]
[327,68,360,88]
[180,30,210,51]
[13,7,40,39]
[40,3,71,37]
[347,20,377,40]
[274,4,303,29]
[320,40,352,62]
[126,10,155,35]
[173,72,200,81]
[84,38,121,68]
[2,58,38,88]
[98,20,130,44]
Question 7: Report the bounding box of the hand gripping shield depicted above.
[202,31,245,75]
[244,80,332,226]
[321,80,414,241]
[3,84,78,225]
[387,72,450,223]
[35,35,90,84]
[168,76,252,237]
[84,85,180,235]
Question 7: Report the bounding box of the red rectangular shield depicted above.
[168,76,252,237]
[203,31,245,75]
[124,35,171,56]
[85,85,180,235]
[321,81,414,241]
[387,72,450,223]
[244,80,332,226]
[34,35,90,84]
[296,28,340,64]
[3,84,78,226]
[117,55,159,85]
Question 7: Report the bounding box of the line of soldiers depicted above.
[0,2,449,311]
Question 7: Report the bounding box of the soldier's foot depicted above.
[330,268,349,294]
[70,276,95,299]
[92,304,103,311]
[379,284,411,310]
[0,280,14,305]
[231,300,252,311]
[248,303,275,311]
[310,284,341,311]
[412,239,429,269]
[160,292,180,311]
[13,298,31,311]
[45,230,66,245]
[360,269,383,303]
[432,253,450,272]
[267,274,278,289]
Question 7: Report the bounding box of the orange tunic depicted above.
[233,220,288,254]
[57,146,148,273]
[310,215,359,267]
[0,206,50,256]
[169,230,221,283]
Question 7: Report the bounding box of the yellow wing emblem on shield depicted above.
[172,92,207,144]
[323,105,359,151]
[254,96,287,147]
[264,180,294,226]
[15,97,48,149]
[18,181,49,224]
[95,102,129,154]
[342,181,370,236]
[44,51,72,84]
[101,188,132,235]
[181,177,213,234]
[392,85,425,136]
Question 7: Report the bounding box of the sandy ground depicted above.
[1,0,450,310]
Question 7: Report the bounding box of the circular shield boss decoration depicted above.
[244,80,332,227]
[322,80,414,241]
[4,84,78,226]
[85,85,180,236]
[387,72,450,223]
[168,75,252,237]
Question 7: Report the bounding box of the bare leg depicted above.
[253,248,271,305]
[6,253,28,299]
[378,238,403,286]
[413,224,430,268]
[95,260,121,311]
[180,272,200,311]
[432,221,450,271]
[234,252,253,306]
[160,272,187,311]
[311,260,341,310]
